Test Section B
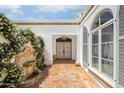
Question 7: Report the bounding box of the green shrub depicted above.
[0,82,15,88]
[0,62,23,87]
[35,36,45,70]
[2,63,23,86]
[0,63,7,82]
[0,13,46,87]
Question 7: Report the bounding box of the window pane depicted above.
[102,24,113,42]
[83,27,88,44]
[92,16,99,30]
[92,57,98,69]
[92,32,98,44]
[101,59,113,79]
[102,43,113,60]
[92,45,98,57]
[83,45,88,66]
[100,11,113,25]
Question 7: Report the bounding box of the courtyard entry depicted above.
[56,37,72,59]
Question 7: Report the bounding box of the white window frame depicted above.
[90,17,114,84]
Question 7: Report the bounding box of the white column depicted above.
[50,35,53,65]
[113,14,118,87]
[76,27,83,66]
[89,32,92,68]
[80,26,83,66]
[44,34,53,65]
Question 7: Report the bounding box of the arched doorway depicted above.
[56,37,72,59]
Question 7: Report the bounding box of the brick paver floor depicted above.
[35,60,102,88]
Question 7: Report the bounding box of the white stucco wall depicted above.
[16,24,79,65]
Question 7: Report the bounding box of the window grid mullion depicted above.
[101,41,113,44]
[92,56,99,58]
[99,29,102,73]
[101,57,113,62]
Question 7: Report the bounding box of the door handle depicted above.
[63,49,65,53]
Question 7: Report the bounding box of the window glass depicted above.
[102,24,113,42]
[91,9,113,80]
[92,10,113,30]
[83,45,88,66]
[92,16,99,30]
[83,27,88,67]
[102,43,113,60]
[92,31,99,70]
[83,27,88,44]
[92,45,98,57]
[92,32,98,44]
[92,57,98,69]
[101,59,113,79]
[100,11,113,25]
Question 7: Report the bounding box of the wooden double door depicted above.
[56,41,72,59]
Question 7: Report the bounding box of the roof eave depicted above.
[12,5,94,25]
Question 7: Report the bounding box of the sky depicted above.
[0,5,86,20]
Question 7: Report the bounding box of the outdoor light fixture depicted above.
[61,35,67,40]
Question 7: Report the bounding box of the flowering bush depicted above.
[2,63,23,86]
[0,63,7,82]
[0,13,46,87]
[0,82,15,88]
[0,13,29,62]
[0,62,23,87]
[34,36,45,70]
[0,13,18,42]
